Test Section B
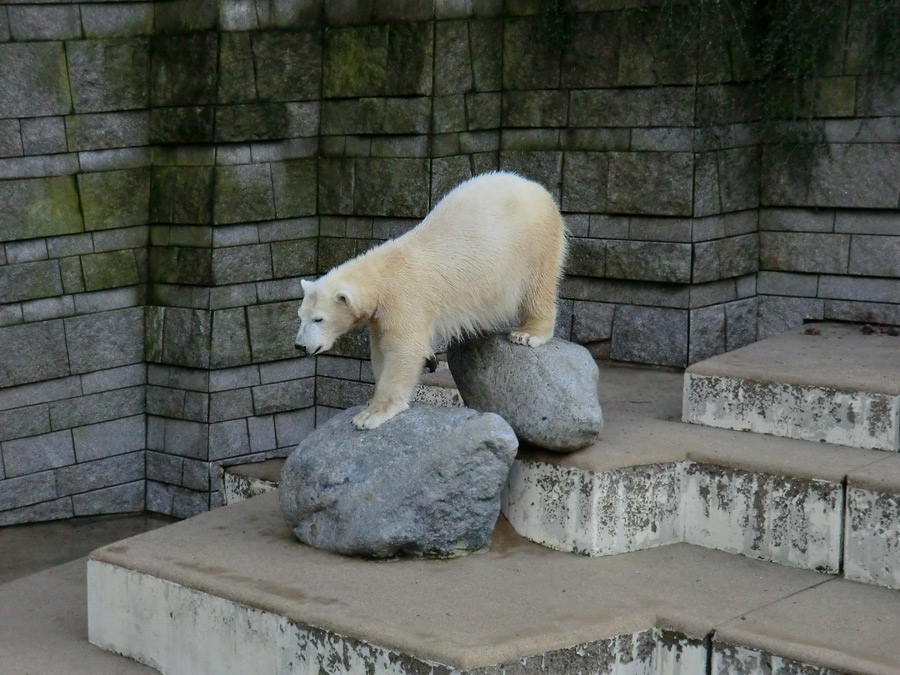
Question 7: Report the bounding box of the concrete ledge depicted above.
[683,323,900,452]
[87,493,900,675]
[845,455,900,589]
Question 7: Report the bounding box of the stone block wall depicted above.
[0,0,897,524]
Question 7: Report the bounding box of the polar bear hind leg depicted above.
[509,214,565,348]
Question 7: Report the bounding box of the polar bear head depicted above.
[294,277,359,356]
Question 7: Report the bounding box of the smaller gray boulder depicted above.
[279,404,518,559]
[448,334,604,452]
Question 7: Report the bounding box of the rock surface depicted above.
[279,404,518,559]
[448,334,604,452]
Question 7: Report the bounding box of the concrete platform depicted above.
[683,323,900,451]
[223,365,900,587]
[88,491,900,675]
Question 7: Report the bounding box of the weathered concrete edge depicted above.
[502,457,848,576]
[87,559,704,674]
[683,373,900,452]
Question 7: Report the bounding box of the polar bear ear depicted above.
[300,279,313,295]
[335,288,356,313]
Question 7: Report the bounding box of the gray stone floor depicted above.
[0,512,174,584]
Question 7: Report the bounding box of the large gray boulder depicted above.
[448,334,604,452]
[279,404,518,559]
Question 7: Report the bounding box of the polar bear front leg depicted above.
[352,347,423,430]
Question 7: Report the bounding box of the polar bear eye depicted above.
[313,318,324,323]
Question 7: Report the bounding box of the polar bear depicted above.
[294,172,567,430]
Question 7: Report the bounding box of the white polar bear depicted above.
[294,171,568,430]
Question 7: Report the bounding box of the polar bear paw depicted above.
[508,330,550,347]
[352,401,409,430]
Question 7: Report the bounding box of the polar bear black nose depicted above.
[294,343,308,355]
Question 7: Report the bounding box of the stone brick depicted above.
[248,415,277,452]
[73,481,144,516]
[81,3,154,38]
[0,43,71,118]
[354,158,430,217]
[825,300,900,326]
[589,214,629,239]
[317,158,355,214]
[0,377,81,414]
[0,498,73,527]
[607,152,693,216]
[80,250,140,292]
[259,357,315,384]
[0,260,62,304]
[146,448,181,482]
[606,241,692,283]
[252,378,314,415]
[271,239,317,279]
[151,166,215,225]
[431,156,472,203]
[67,38,149,113]
[78,168,150,231]
[560,11,618,88]
[757,296,824,339]
[149,106,215,145]
[212,244,272,285]
[148,246,213,286]
[760,232,850,274]
[0,405,50,443]
[757,271,819,298]
[849,235,900,277]
[209,388,254,423]
[66,111,150,151]
[562,152,608,212]
[611,306,688,368]
[2,430,74,479]
[759,208,834,233]
[0,471,57,511]
[218,32,256,104]
[210,307,252,368]
[503,16,561,90]
[9,5,81,40]
[22,297,75,323]
[565,238,605,277]
[818,275,900,304]
[725,297,758,351]
[570,89,695,128]
[162,308,211,369]
[718,147,760,213]
[49,386,144,430]
[65,308,144,376]
[499,151,562,200]
[0,321,69,388]
[271,159,317,218]
[630,128,693,152]
[151,33,218,106]
[181,458,210,491]
[252,31,322,102]
[146,386,185,418]
[0,176,83,242]
[434,21,473,95]
[617,7,697,86]
[20,117,67,156]
[248,301,300,362]
[209,365,259,393]
[56,452,143,497]
[214,102,289,142]
[689,304,726,364]
[572,301,614,343]
[502,90,568,128]
[72,415,146,462]
[692,234,759,284]
[322,24,386,97]
[273,407,316,447]
[163,419,208,461]
[0,119,22,158]
[81,363,146,394]
[213,164,276,224]
[209,419,250,461]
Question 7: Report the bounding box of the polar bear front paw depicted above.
[508,330,551,347]
[351,401,409,430]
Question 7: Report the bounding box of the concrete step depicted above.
[88,492,900,675]
[222,365,900,590]
[503,366,900,589]
[683,322,900,451]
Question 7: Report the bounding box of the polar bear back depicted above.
[374,172,566,342]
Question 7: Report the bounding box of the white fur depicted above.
[295,172,567,429]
